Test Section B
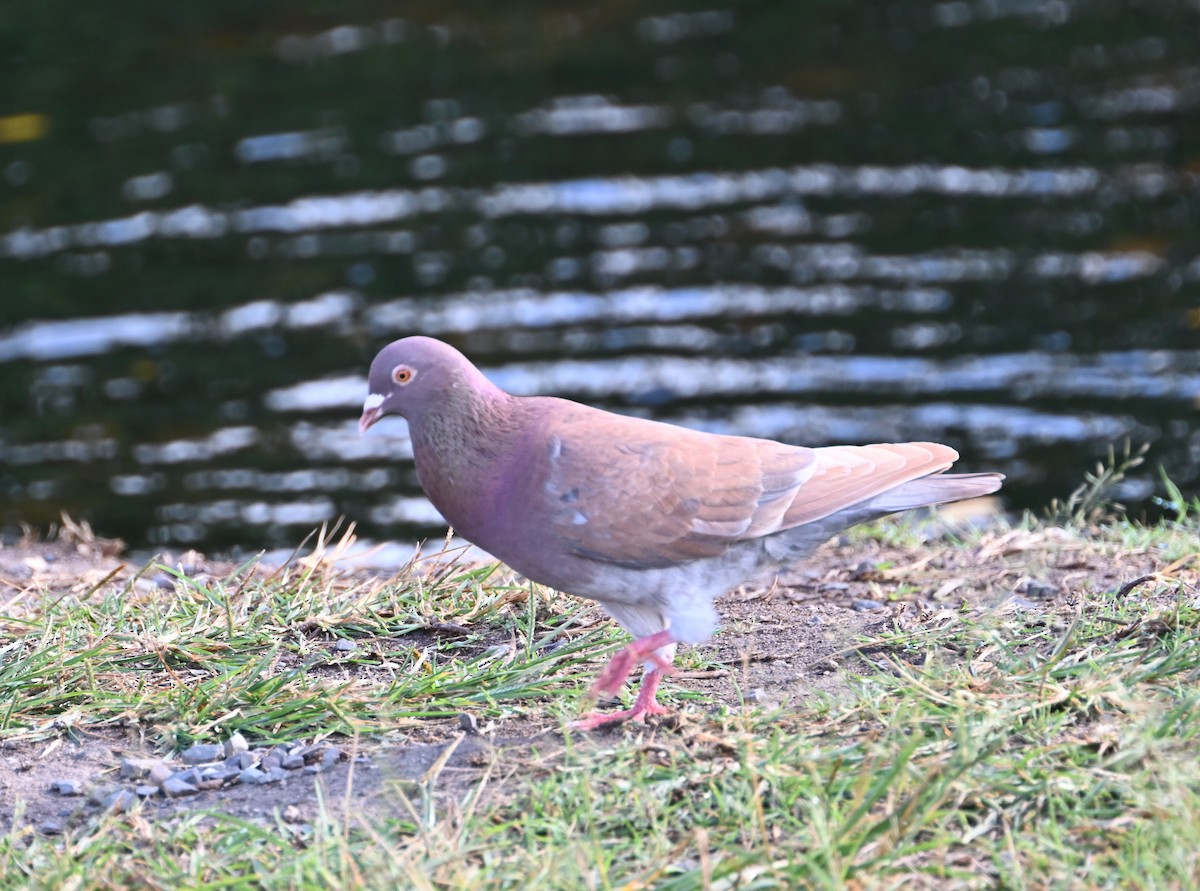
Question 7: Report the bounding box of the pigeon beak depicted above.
[359,393,385,435]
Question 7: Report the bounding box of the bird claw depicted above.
[571,701,670,731]
[574,640,674,730]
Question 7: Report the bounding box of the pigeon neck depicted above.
[409,384,525,512]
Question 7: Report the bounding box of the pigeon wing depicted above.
[533,399,817,569]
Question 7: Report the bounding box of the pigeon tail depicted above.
[863,471,1005,513]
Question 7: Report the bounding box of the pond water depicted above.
[1,3,1198,555]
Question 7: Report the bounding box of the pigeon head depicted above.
[359,336,498,434]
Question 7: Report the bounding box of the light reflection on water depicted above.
[0,162,1125,262]
[2,5,1199,553]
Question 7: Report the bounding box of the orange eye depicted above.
[392,365,415,385]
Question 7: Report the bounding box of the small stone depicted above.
[135,785,160,798]
[334,639,358,652]
[852,599,885,611]
[202,765,241,783]
[458,713,478,734]
[1017,578,1057,600]
[162,776,199,796]
[261,754,283,771]
[246,769,279,785]
[39,820,64,835]
[282,754,305,771]
[162,778,199,797]
[168,767,201,786]
[282,804,303,823]
[225,751,257,771]
[303,765,322,775]
[223,732,250,757]
[180,743,224,765]
[103,790,138,813]
[50,779,85,796]
[321,747,344,770]
[238,767,267,784]
[89,784,121,806]
[292,745,321,763]
[263,744,290,765]
[119,758,166,780]
[178,744,224,768]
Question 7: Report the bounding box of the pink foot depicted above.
[573,668,670,730]
[573,630,677,731]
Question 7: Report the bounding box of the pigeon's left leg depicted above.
[572,630,675,730]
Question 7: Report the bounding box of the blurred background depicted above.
[1,1,1198,557]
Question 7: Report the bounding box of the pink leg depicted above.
[571,630,676,731]
[572,668,670,731]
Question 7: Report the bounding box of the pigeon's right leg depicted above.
[572,667,670,730]
[571,630,676,730]
[589,629,676,697]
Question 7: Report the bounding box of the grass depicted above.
[0,551,617,744]
[0,508,1198,889]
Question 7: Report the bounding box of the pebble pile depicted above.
[40,732,355,833]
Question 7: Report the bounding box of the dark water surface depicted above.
[2,2,1198,555]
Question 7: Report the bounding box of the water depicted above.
[1,2,1198,554]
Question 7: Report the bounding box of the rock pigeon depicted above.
[359,336,1004,729]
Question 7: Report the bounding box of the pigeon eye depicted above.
[392,365,416,385]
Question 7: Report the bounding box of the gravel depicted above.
[32,734,362,829]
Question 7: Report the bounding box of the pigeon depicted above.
[359,336,1004,729]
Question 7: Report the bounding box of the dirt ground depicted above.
[0,522,1150,836]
